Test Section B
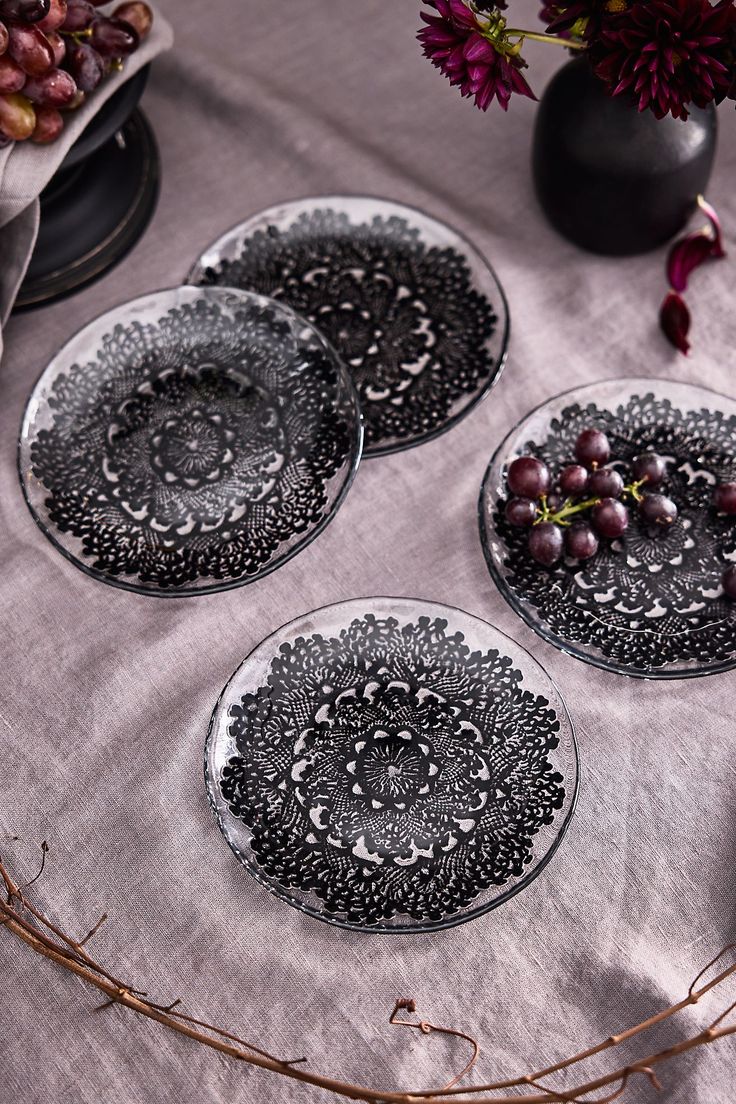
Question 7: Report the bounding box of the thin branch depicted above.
[389,998,479,1092]
[418,947,736,1098]
[78,913,108,948]
[1,848,735,1104]
[16,840,48,893]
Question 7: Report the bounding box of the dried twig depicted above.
[389,998,479,1092]
[1,845,735,1104]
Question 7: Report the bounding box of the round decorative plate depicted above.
[189,196,509,457]
[206,598,578,932]
[19,287,362,595]
[479,379,736,679]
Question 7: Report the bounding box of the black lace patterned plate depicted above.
[189,197,509,457]
[206,598,578,932]
[19,287,362,595]
[479,379,736,679]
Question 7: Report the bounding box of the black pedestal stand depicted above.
[14,66,160,311]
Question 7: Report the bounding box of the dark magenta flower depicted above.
[660,291,691,355]
[418,1,536,111]
[592,0,736,120]
[541,0,628,40]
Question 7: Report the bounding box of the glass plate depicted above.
[19,286,362,596]
[189,196,509,457]
[479,378,736,679]
[206,597,578,933]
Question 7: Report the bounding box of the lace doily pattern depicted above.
[217,611,568,928]
[488,391,736,675]
[24,291,360,593]
[196,201,505,454]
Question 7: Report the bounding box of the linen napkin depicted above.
[0,3,173,349]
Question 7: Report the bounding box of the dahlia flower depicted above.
[592,0,736,120]
[418,0,536,111]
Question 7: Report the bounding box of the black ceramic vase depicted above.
[16,66,160,310]
[532,56,718,256]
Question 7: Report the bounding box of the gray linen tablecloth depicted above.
[1,2,735,1101]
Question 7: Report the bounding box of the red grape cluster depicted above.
[713,480,736,600]
[0,0,152,146]
[504,428,679,567]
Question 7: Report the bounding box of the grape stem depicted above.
[535,480,647,527]
[61,28,93,42]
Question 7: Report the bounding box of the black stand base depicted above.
[15,106,160,311]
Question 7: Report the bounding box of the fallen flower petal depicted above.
[660,290,691,355]
[667,232,720,293]
[696,194,725,258]
[666,195,725,292]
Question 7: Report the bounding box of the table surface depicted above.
[2,2,735,1101]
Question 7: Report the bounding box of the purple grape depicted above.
[505,497,538,528]
[723,564,736,600]
[7,23,54,76]
[45,28,65,65]
[0,0,50,22]
[575,428,611,470]
[30,101,61,142]
[61,0,95,31]
[592,498,629,538]
[113,2,152,40]
[507,456,550,500]
[714,481,736,515]
[565,521,599,561]
[588,467,624,500]
[632,452,666,487]
[89,14,138,57]
[528,522,563,566]
[0,56,27,93]
[546,492,563,512]
[559,464,588,497]
[65,40,103,91]
[639,494,678,528]
[23,66,76,106]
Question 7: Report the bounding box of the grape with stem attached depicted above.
[528,522,564,566]
[575,428,610,470]
[507,456,550,499]
[588,467,624,500]
[505,497,538,528]
[564,521,599,561]
[714,482,736,516]
[591,498,628,538]
[559,464,588,497]
[723,565,736,601]
[632,452,667,486]
[639,494,678,528]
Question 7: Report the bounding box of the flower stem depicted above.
[505,29,587,50]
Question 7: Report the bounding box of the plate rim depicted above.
[204,594,580,934]
[478,375,736,682]
[187,192,511,459]
[17,284,364,598]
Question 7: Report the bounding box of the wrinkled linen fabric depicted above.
[0,1,734,1102]
[0,4,173,345]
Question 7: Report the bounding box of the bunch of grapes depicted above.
[504,428,679,567]
[713,480,736,600]
[0,0,152,146]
